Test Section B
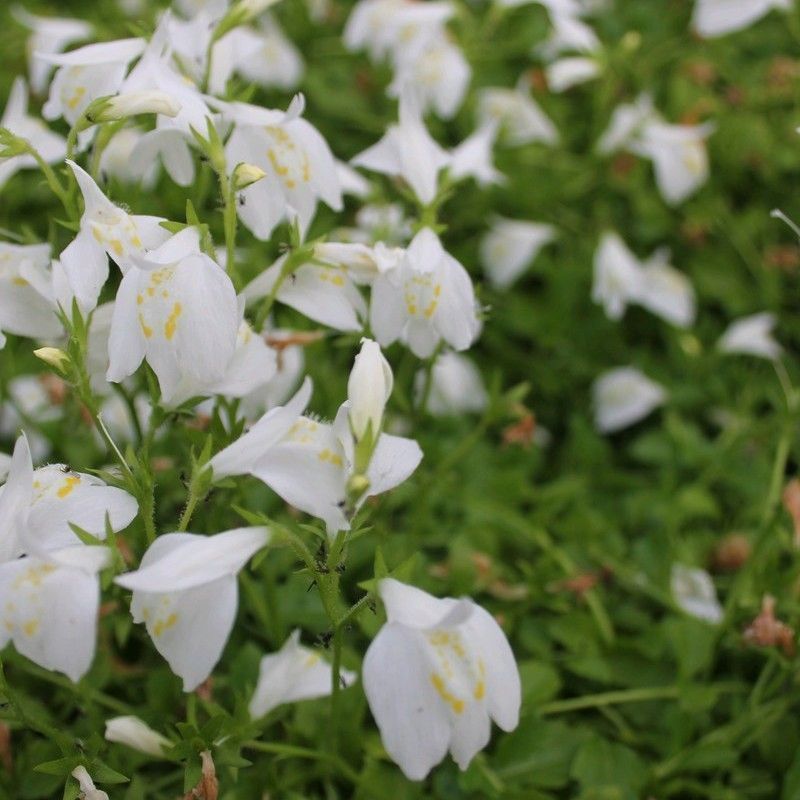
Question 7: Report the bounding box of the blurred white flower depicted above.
[415,352,488,416]
[692,0,790,38]
[249,629,357,718]
[105,716,171,757]
[596,93,654,155]
[71,766,109,800]
[592,232,644,321]
[97,128,158,186]
[671,564,723,624]
[371,228,479,358]
[363,578,520,780]
[636,250,696,328]
[477,85,559,147]
[546,56,600,92]
[449,123,504,187]
[480,217,556,289]
[718,312,781,360]
[593,366,666,433]
[116,527,271,691]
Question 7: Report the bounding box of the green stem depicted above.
[27,147,74,218]
[254,244,314,331]
[218,168,241,289]
[178,478,206,532]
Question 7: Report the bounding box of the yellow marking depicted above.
[131,234,142,248]
[423,301,438,319]
[318,448,343,466]
[474,660,486,700]
[431,672,464,714]
[109,239,124,257]
[13,563,56,589]
[153,613,178,637]
[22,619,39,636]
[92,228,104,243]
[303,653,320,667]
[66,85,86,110]
[139,314,153,339]
[137,294,144,306]
[12,277,28,287]
[57,475,81,499]
[164,302,182,341]
[147,287,155,297]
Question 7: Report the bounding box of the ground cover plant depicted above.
[0,0,800,798]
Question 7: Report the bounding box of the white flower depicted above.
[630,121,714,206]
[208,378,313,479]
[596,93,654,155]
[0,240,63,342]
[371,228,480,358]
[348,338,393,442]
[593,366,666,434]
[480,217,556,289]
[251,328,307,413]
[546,56,600,92]
[115,527,270,691]
[388,32,471,120]
[352,92,450,205]
[718,312,781,360]
[449,123,504,187]
[636,250,696,328]
[0,376,61,461]
[249,629,357,718]
[243,252,367,332]
[537,10,599,60]
[217,94,342,240]
[0,544,111,681]
[592,232,643,320]
[692,0,790,38]
[95,91,182,122]
[11,8,92,94]
[477,85,559,147]
[97,127,158,186]
[363,578,520,780]
[0,78,66,189]
[415,353,488,416]
[71,766,109,800]
[61,160,170,311]
[39,38,146,126]
[671,564,723,624]
[0,454,9,483]
[106,228,240,406]
[105,716,171,757]
[231,16,304,91]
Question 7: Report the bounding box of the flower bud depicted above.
[71,766,109,800]
[92,91,181,123]
[104,715,171,757]
[347,338,393,443]
[33,346,70,374]
[232,162,267,191]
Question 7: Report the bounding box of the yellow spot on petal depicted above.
[153,613,178,637]
[57,475,81,499]
[164,302,182,341]
[139,314,153,339]
[109,239,124,257]
[67,85,86,110]
[12,277,28,287]
[22,619,39,636]
[431,672,464,714]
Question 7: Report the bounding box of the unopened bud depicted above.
[34,347,70,374]
[105,716,171,758]
[92,91,181,123]
[232,162,267,191]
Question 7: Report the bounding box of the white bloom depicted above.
[249,629,357,718]
[97,127,158,186]
[0,376,60,461]
[636,250,696,328]
[718,313,781,360]
[352,92,450,205]
[251,328,307,413]
[336,160,371,198]
[388,32,470,120]
[106,228,239,406]
[61,160,170,311]
[105,716,171,757]
[355,204,412,245]
[630,121,714,206]
[537,10,599,60]
[243,252,367,332]
[593,366,666,433]
[449,123,504,187]
[0,241,63,342]
[0,78,66,189]
[71,766,109,800]
[415,353,488,416]
[371,228,480,358]
[231,16,304,91]
[348,338,393,441]
[11,8,91,94]
[95,91,182,122]
[671,564,723,624]
[115,527,270,691]
[592,232,643,320]
[692,0,790,38]
[546,56,600,92]
[596,93,654,155]
[480,217,556,289]
[363,579,520,780]
[218,94,342,240]
[477,85,559,147]
[39,38,146,126]
[0,544,111,681]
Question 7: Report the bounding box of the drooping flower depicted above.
[105,228,240,405]
[480,217,556,289]
[115,527,271,691]
[0,77,66,189]
[60,160,170,311]
[592,232,644,321]
[105,716,171,757]
[351,92,450,205]
[362,578,520,780]
[414,352,488,416]
[11,7,92,94]
[347,338,393,444]
[249,629,357,718]
[477,84,559,147]
[370,228,480,358]
[635,249,696,328]
[718,312,781,360]
[692,0,790,38]
[671,564,723,624]
[217,94,342,240]
[593,366,666,433]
